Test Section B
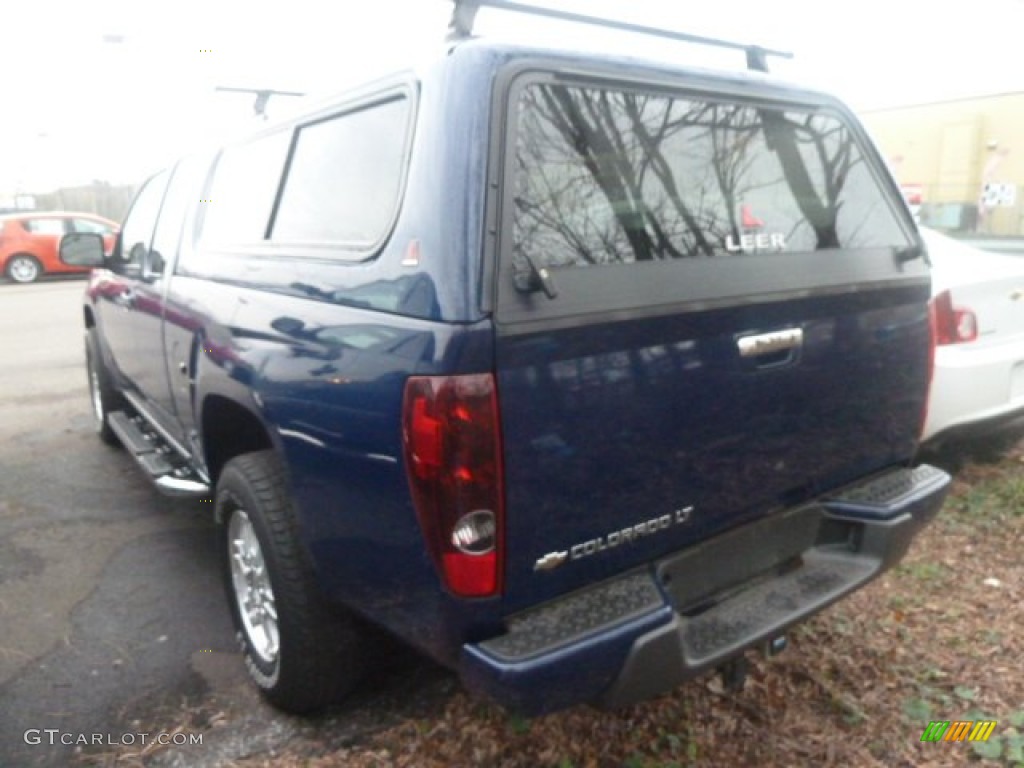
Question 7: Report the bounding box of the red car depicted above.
[1,212,118,283]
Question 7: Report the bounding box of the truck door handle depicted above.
[113,289,135,307]
[737,328,803,358]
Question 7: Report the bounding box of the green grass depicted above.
[894,561,948,583]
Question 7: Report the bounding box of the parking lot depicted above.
[0,280,236,765]
[0,280,457,767]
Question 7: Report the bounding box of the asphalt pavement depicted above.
[0,278,453,767]
[0,279,236,766]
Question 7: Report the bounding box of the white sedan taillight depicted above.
[930,290,978,346]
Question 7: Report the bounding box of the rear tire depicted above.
[217,450,365,713]
[85,330,124,446]
[6,254,42,283]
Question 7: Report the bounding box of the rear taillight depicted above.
[922,290,978,438]
[930,290,978,346]
[402,374,504,597]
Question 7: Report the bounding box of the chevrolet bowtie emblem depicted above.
[533,551,569,572]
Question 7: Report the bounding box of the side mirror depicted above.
[146,250,166,277]
[59,233,106,267]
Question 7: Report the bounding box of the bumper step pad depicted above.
[480,571,663,661]
[463,464,950,714]
[683,550,873,661]
[824,464,949,520]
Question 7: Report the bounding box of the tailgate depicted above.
[492,75,931,611]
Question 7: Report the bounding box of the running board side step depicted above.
[107,410,211,498]
[155,475,211,497]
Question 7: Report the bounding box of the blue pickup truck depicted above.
[60,3,949,716]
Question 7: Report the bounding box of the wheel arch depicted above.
[201,394,276,504]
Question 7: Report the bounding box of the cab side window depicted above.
[116,171,170,274]
[149,155,212,277]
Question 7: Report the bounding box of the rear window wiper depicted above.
[514,252,560,299]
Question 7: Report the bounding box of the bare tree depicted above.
[513,83,865,270]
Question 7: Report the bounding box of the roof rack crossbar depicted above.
[215,86,305,118]
[445,0,792,72]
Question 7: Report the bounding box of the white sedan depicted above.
[922,228,1024,443]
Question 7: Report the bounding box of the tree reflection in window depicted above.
[512,83,905,274]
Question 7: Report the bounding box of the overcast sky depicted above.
[2,0,1022,193]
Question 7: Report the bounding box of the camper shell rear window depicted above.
[498,73,919,325]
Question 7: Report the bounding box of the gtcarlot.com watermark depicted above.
[24,729,202,747]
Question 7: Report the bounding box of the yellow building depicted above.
[860,92,1024,236]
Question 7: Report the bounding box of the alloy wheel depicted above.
[8,256,40,283]
[88,364,104,427]
[228,508,280,664]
